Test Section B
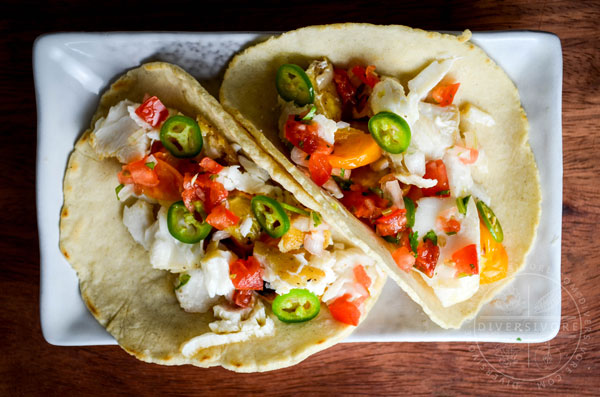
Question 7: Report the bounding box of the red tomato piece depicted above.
[456,146,479,165]
[142,158,183,201]
[375,208,408,236]
[333,68,357,106]
[351,65,380,88]
[353,265,372,292]
[135,96,169,127]
[436,208,461,234]
[421,160,450,197]
[431,83,460,107]
[229,256,263,290]
[284,115,332,155]
[118,157,159,187]
[199,157,224,174]
[308,151,333,186]
[392,246,416,272]
[340,186,389,220]
[452,244,479,276]
[206,204,240,230]
[414,239,440,278]
[327,294,361,326]
[232,290,254,308]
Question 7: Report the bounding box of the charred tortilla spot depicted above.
[61,208,69,217]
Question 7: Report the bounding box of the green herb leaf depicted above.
[446,231,457,236]
[383,234,400,244]
[115,184,125,199]
[436,189,450,196]
[409,231,419,254]
[403,197,416,228]
[369,186,384,198]
[332,175,353,190]
[175,273,191,290]
[209,174,217,181]
[301,105,317,122]
[456,195,471,215]
[145,161,156,169]
[298,140,304,148]
[423,230,438,246]
[340,168,346,178]
[311,211,322,227]
[516,337,522,342]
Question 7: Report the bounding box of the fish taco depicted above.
[220,24,541,329]
[59,62,385,372]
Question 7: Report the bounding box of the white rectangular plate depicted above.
[34,31,562,346]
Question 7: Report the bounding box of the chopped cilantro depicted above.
[340,168,346,178]
[403,197,415,228]
[298,140,304,148]
[301,105,317,122]
[409,231,419,254]
[436,189,450,196]
[516,337,522,342]
[423,230,438,246]
[446,231,457,236]
[332,175,353,190]
[383,234,400,244]
[175,274,191,290]
[115,184,124,199]
[209,174,217,181]
[311,211,322,227]
[369,186,384,198]
[145,161,156,169]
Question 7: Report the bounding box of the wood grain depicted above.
[1,0,599,395]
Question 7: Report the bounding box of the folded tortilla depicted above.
[219,24,541,329]
[59,62,385,371]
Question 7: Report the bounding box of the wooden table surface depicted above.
[2,0,599,395]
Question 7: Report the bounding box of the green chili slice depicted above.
[403,196,416,228]
[272,289,320,323]
[476,200,504,243]
[280,202,310,217]
[167,201,212,244]
[276,64,315,106]
[251,195,290,238]
[160,115,203,158]
[368,111,411,154]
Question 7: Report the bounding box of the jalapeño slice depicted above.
[160,115,203,158]
[251,195,290,238]
[368,111,411,154]
[276,64,315,106]
[272,289,320,323]
[167,201,212,244]
[476,200,503,243]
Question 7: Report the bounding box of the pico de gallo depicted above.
[275,58,508,307]
[89,94,382,353]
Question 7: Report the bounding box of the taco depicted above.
[59,62,385,372]
[220,24,541,329]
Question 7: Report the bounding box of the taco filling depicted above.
[89,94,382,356]
[274,58,507,307]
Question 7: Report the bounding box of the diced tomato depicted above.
[285,115,332,155]
[118,156,183,201]
[206,204,239,230]
[406,185,423,202]
[333,68,357,106]
[414,239,440,278]
[199,157,224,174]
[327,294,361,326]
[309,151,333,186]
[436,208,461,234]
[229,256,263,290]
[340,185,390,220]
[421,160,450,197]
[232,290,254,308]
[392,246,416,272]
[181,172,228,212]
[118,157,159,187]
[452,244,479,276]
[353,265,372,292]
[135,96,169,127]
[455,145,479,165]
[375,208,407,236]
[431,83,460,107]
[351,65,380,89]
